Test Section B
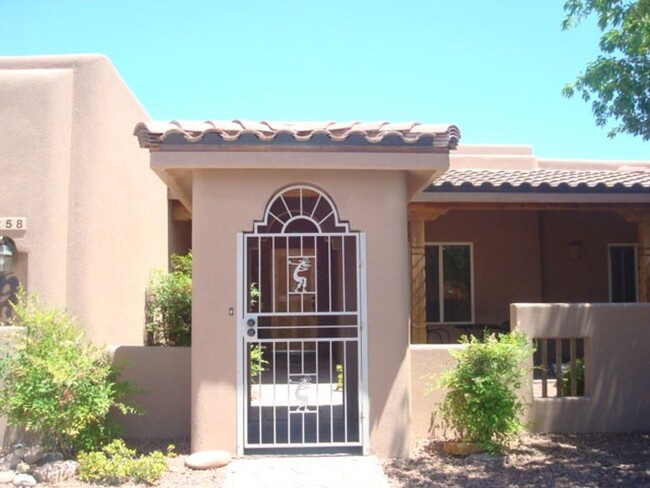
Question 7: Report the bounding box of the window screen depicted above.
[609,245,637,303]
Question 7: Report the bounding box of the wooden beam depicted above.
[410,219,427,344]
[408,206,449,221]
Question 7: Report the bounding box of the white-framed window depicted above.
[425,243,474,323]
[608,244,638,303]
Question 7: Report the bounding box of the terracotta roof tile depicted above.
[428,168,650,193]
[134,120,460,150]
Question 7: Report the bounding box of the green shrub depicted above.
[78,439,167,485]
[0,292,138,456]
[146,252,192,346]
[561,358,585,396]
[436,330,534,452]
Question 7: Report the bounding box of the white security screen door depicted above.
[237,185,367,454]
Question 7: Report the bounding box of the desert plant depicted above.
[435,330,534,452]
[561,358,585,396]
[146,252,192,346]
[249,344,269,383]
[249,282,260,312]
[0,292,139,456]
[335,364,344,391]
[77,439,167,485]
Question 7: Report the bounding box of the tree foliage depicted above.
[146,252,192,346]
[562,0,650,139]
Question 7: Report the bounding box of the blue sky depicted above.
[1,1,647,161]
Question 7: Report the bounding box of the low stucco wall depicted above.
[409,344,462,444]
[513,303,650,432]
[0,327,24,447]
[109,346,191,439]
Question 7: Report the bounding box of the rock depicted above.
[32,461,78,484]
[185,450,231,470]
[14,465,29,476]
[0,471,15,484]
[1,452,22,471]
[22,448,43,466]
[36,452,63,466]
[442,441,485,456]
[12,474,36,487]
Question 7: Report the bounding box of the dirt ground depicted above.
[383,433,650,487]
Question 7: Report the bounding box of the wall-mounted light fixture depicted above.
[567,241,583,261]
[0,236,17,273]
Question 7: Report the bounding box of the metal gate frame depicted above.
[235,186,369,455]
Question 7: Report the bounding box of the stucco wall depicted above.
[513,303,650,432]
[191,168,412,457]
[109,346,191,439]
[539,211,636,302]
[0,55,168,345]
[425,210,543,324]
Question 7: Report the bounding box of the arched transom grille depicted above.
[253,185,350,234]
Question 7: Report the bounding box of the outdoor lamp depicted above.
[0,236,17,273]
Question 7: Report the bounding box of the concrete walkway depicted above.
[223,455,390,488]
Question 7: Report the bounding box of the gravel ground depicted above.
[32,433,650,487]
[383,433,650,488]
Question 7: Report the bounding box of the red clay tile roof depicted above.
[428,168,650,193]
[134,120,460,150]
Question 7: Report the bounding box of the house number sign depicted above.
[0,218,26,230]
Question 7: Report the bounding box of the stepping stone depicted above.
[12,474,36,487]
[0,471,15,484]
[185,450,231,470]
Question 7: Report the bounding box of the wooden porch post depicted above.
[409,219,427,344]
[408,207,449,343]
[637,220,650,302]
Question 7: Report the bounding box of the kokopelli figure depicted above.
[290,257,311,293]
[293,376,312,411]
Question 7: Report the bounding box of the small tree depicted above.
[146,252,192,346]
[0,292,138,456]
[436,331,534,452]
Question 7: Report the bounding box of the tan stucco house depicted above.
[2,54,649,457]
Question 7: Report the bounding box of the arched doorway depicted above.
[237,184,367,453]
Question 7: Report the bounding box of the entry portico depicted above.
[135,120,461,457]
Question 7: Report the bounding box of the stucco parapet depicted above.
[0,53,112,70]
[409,344,466,352]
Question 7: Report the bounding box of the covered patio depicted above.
[408,146,650,345]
